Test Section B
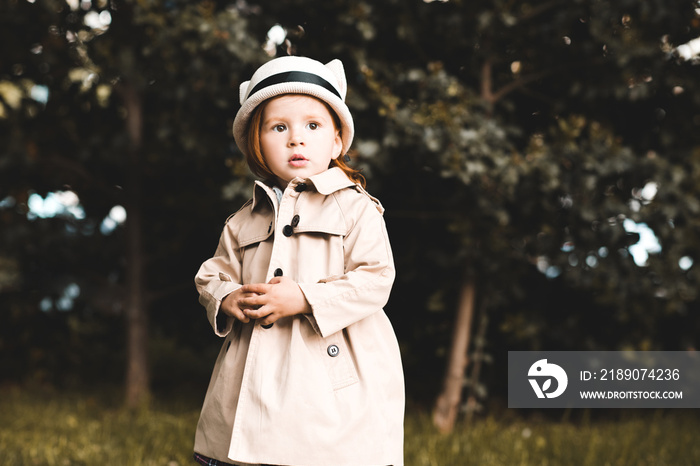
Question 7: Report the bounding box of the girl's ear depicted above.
[331,129,343,160]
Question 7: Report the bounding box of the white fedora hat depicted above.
[232,56,354,158]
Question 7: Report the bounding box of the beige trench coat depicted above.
[194,168,404,466]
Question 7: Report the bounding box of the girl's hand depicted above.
[239,276,311,326]
[220,287,261,323]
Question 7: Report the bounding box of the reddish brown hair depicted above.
[245,96,365,187]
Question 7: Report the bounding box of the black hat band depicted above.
[247,71,342,100]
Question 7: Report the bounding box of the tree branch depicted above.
[490,68,553,103]
[515,0,567,24]
[487,58,608,104]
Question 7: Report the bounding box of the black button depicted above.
[291,214,300,227]
[274,268,283,277]
[262,323,274,329]
[327,344,339,357]
[295,183,307,192]
[283,225,293,237]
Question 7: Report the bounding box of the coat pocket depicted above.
[319,329,359,390]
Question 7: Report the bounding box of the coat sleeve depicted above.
[298,194,396,338]
[194,219,244,337]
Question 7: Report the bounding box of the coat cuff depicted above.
[199,280,242,337]
[298,267,393,338]
[299,283,340,337]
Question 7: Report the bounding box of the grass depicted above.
[1,387,700,465]
[404,409,700,465]
[0,387,199,466]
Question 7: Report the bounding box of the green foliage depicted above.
[254,0,700,402]
[0,0,264,392]
[2,389,700,465]
[3,0,700,406]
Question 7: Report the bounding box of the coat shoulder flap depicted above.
[226,199,274,247]
[296,185,384,237]
[294,191,348,236]
[224,198,253,225]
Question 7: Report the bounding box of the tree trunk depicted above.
[465,304,489,423]
[432,275,477,433]
[120,81,150,409]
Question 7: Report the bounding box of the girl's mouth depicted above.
[289,154,308,167]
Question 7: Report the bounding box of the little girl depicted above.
[193,56,404,466]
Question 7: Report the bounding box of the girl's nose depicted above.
[288,128,304,146]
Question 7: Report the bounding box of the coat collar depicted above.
[250,167,355,210]
[308,167,356,195]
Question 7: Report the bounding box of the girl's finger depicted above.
[243,306,269,320]
[257,313,276,326]
[241,283,269,294]
[238,294,264,308]
[232,308,250,323]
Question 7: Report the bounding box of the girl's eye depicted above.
[307,122,319,130]
[273,124,286,132]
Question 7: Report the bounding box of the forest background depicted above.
[2,0,700,431]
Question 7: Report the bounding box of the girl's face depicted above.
[260,94,343,186]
